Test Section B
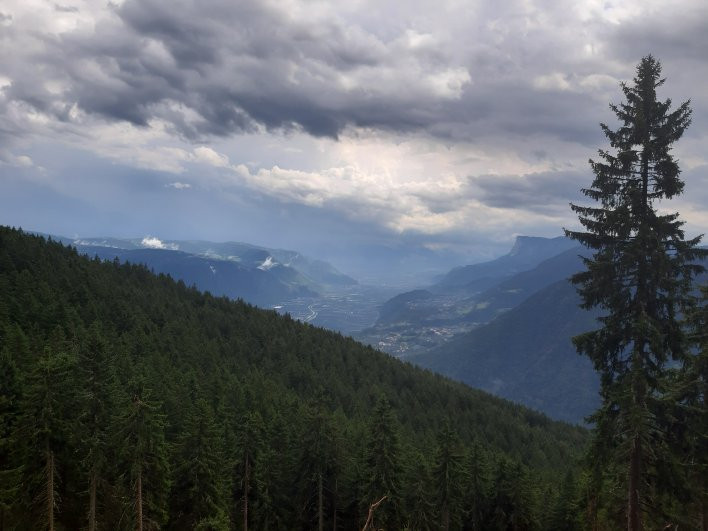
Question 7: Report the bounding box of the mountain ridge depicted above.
[34,232,357,307]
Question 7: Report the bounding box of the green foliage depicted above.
[363,396,402,529]
[465,441,491,530]
[117,379,171,530]
[491,457,538,530]
[670,284,708,528]
[405,451,435,530]
[295,399,343,530]
[0,226,590,529]
[0,332,22,527]
[432,420,467,530]
[16,336,75,530]
[170,397,227,529]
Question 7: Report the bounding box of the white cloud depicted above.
[166,181,191,189]
[0,152,34,167]
[141,236,179,250]
[533,73,571,92]
[193,146,229,167]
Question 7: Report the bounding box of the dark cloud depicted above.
[602,5,708,65]
[2,0,706,265]
[2,0,639,144]
[54,5,79,13]
[474,170,589,214]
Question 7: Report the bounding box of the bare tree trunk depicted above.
[361,496,386,531]
[89,468,97,531]
[243,455,250,531]
[627,435,642,531]
[47,445,54,531]
[318,472,324,531]
[136,467,143,531]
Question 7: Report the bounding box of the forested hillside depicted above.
[0,227,588,530]
[412,279,601,423]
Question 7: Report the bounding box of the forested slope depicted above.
[0,227,587,530]
[412,279,601,423]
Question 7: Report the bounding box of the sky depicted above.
[1,0,708,278]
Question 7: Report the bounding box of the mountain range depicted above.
[410,279,602,423]
[355,236,584,357]
[358,236,707,423]
[41,234,357,308]
[434,236,579,295]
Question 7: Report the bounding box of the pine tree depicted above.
[75,322,117,531]
[362,396,402,530]
[17,340,74,531]
[296,401,342,531]
[118,379,170,531]
[490,457,537,531]
[547,470,580,530]
[465,442,490,530]
[406,451,435,531]
[565,55,705,529]
[432,421,467,530]
[233,411,264,531]
[170,397,228,530]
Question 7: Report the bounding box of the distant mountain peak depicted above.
[508,235,570,257]
[435,235,577,292]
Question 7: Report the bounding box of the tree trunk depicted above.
[318,472,324,531]
[47,445,54,531]
[243,455,250,531]
[89,468,97,531]
[136,467,143,531]
[588,493,599,531]
[332,478,337,531]
[701,493,707,531]
[627,435,642,531]
[441,503,449,531]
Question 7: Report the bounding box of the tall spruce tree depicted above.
[75,322,116,531]
[17,333,75,531]
[465,442,490,530]
[432,421,467,531]
[362,396,402,530]
[233,411,264,531]
[169,397,228,530]
[118,379,170,531]
[566,55,705,530]
[296,401,342,531]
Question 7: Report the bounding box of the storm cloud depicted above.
[4,0,685,143]
[1,0,706,269]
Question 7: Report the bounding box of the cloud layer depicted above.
[1,0,707,263]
